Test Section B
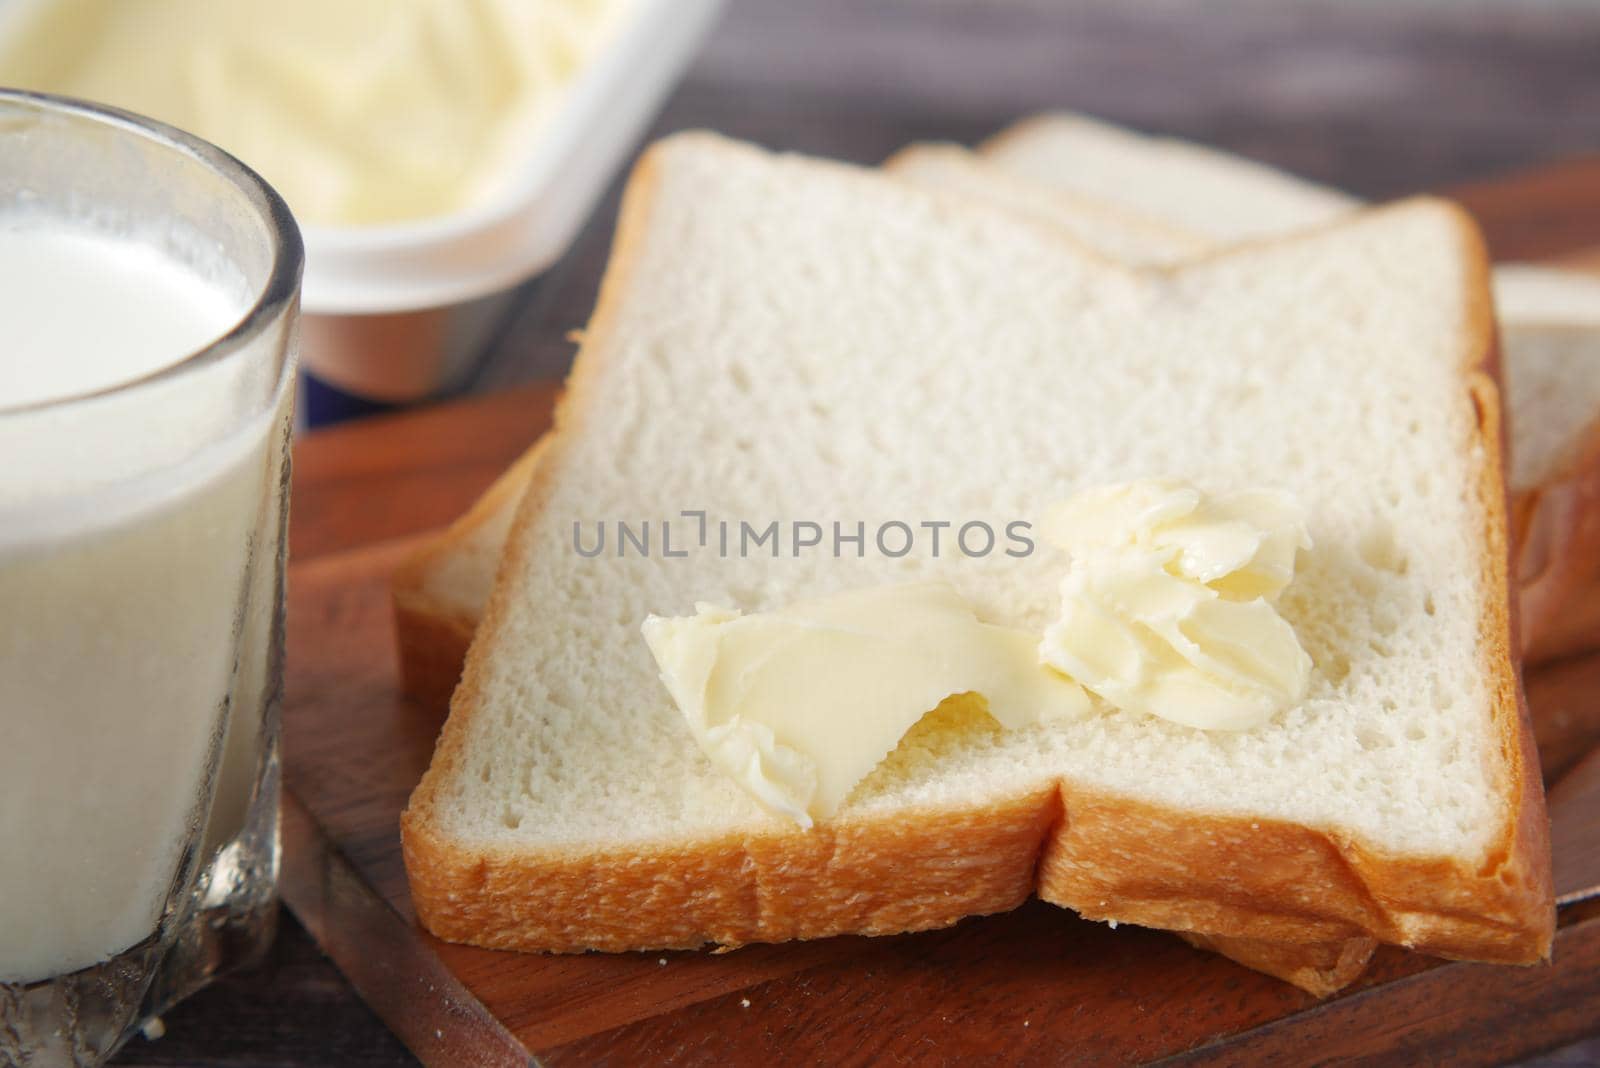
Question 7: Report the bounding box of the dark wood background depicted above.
[112,0,1600,1063]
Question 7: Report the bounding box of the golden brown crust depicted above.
[391,439,553,705]
[1181,932,1377,999]
[1515,414,1600,664]
[973,113,1080,162]
[405,786,1060,953]
[392,597,476,710]
[1034,775,1548,963]
[1526,650,1600,781]
[401,141,1553,989]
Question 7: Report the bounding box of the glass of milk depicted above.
[0,90,301,1064]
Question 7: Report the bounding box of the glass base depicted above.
[0,765,281,1067]
[0,936,162,1068]
[141,758,282,1022]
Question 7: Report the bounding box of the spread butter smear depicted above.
[644,480,1312,826]
[642,583,1091,827]
[1039,480,1312,732]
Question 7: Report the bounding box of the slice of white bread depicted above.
[1499,283,1600,664]
[390,125,1591,992]
[1494,266,1600,491]
[979,113,1360,241]
[402,132,1550,967]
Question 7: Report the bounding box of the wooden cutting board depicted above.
[280,158,1600,1067]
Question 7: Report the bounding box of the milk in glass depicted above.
[0,224,266,984]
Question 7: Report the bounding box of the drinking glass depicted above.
[0,90,301,1066]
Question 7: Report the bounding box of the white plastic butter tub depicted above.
[0,0,725,401]
[301,0,725,400]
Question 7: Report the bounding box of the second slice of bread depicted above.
[402,132,1551,965]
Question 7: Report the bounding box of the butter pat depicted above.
[643,583,1089,827]
[1040,480,1312,731]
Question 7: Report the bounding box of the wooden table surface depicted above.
[111,0,1600,1063]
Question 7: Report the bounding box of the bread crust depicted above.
[973,112,1066,162]
[392,598,476,711]
[1181,932,1376,999]
[401,137,1553,988]
[406,785,1061,953]
[1515,413,1600,664]
[392,440,552,706]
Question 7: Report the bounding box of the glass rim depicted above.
[0,88,304,417]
